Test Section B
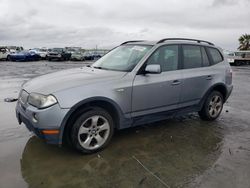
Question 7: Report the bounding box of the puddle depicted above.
[20,117,223,188]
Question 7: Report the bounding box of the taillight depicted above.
[227,68,233,77]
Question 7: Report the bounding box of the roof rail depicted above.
[120,40,145,45]
[157,38,214,46]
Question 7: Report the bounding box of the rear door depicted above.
[179,45,214,108]
[132,45,182,117]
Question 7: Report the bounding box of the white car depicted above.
[29,48,48,59]
[0,48,10,60]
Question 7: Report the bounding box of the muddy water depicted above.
[20,118,222,188]
[0,61,250,188]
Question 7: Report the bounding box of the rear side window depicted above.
[182,45,202,69]
[207,48,223,64]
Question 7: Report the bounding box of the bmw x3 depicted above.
[16,38,233,153]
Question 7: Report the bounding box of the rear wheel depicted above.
[71,108,114,153]
[199,91,224,121]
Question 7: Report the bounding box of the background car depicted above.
[29,48,48,60]
[47,48,71,61]
[0,47,10,60]
[82,51,94,60]
[70,51,85,61]
[8,51,41,61]
[83,50,109,61]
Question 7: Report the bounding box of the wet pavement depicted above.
[0,61,250,188]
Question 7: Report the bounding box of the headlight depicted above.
[28,93,57,109]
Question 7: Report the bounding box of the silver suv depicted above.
[16,38,233,153]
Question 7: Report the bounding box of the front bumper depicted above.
[16,100,69,145]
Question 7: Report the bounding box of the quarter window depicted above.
[147,45,178,72]
[208,47,223,64]
[201,47,210,67]
[183,45,202,69]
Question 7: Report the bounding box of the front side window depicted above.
[183,45,202,69]
[207,47,223,64]
[146,45,179,72]
[92,45,152,72]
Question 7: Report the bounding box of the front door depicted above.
[132,45,182,117]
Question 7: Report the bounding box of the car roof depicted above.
[123,38,217,48]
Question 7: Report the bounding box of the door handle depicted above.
[171,80,181,86]
[206,75,213,80]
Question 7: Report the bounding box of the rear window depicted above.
[208,48,223,64]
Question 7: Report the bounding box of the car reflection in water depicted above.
[20,116,223,188]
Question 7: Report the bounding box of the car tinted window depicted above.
[208,47,223,64]
[183,45,202,69]
[201,47,210,66]
[147,45,178,72]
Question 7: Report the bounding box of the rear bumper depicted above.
[16,100,69,145]
[225,85,233,102]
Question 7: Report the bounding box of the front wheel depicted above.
[199,91,224,121]
[71,108,114,153]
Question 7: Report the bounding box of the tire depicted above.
[7,55,11,61]
[235,61,241,66]
[199,91,224,121]
[71,108,114,153]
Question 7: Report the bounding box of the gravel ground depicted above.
[0,61,250,188]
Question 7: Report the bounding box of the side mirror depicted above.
[145,64,161,74]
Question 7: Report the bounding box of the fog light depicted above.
[32,113,38,123]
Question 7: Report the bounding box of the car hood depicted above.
[23,66,127,94]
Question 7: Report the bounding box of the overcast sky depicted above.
[0,0,249,50]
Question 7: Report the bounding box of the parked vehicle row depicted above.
[0,47,109,62]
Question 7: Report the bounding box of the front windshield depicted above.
[92,45,152,72]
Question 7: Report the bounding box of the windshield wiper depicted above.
[92,66,103,69]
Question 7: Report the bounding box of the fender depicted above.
[198,83,228,110]
[58,97,132,145]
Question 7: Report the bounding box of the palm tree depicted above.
[238,34,250,50]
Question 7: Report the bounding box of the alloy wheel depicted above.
[77,115,110,150]
[208,95,223,118]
